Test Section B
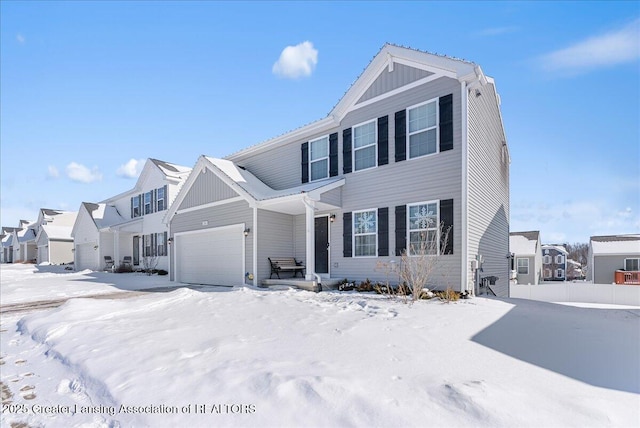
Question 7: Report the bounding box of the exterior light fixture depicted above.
[329,214,336,222]
[244,228,251,236]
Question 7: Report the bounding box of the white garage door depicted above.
[76,243,97,270]
[176,225,244,286]
[38,246,49,264]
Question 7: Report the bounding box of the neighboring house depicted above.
[509,231,542,285]
[566,259,584,281]
[11,220,36,263]
[34,209,78,265]
[542,244,568,281]
[1,227,19,263]
[166,44,511,296]
[588,234,640,284]
[72,158,191,271]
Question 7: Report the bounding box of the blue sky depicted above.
[1,1,638,244]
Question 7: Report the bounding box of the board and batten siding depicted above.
[169,200,253,282]
[357,62,433,105]
[467,82,510,297]
[178,169,239,210]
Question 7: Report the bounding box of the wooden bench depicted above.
[269,257,305,279]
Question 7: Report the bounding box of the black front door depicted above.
[133,236,140,265]
[314,216,329,274]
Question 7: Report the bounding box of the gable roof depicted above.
[166,156,345,220]
[81,202,127,230]
[590,234,640,255]
[38,224,73,241]
[542,244,569,255]
[103,158,192,202]
[510,231,540,256]
[226,43,494,161]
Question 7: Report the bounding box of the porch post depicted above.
[304,197,315,281]
[114,232,119,268]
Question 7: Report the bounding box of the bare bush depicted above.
[142,256,158,276]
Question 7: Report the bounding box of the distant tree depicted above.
[565,242,588,275]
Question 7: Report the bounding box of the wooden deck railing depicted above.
[615,270,640,285]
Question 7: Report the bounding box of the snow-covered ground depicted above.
[1,264,639,427]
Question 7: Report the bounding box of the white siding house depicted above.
[72,159,191,271]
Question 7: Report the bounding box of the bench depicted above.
[269,257,305,279]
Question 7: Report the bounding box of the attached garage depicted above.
[174,224,245,286]
[38,245,49,264]
[76,242,98,271]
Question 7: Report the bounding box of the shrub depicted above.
[435,287,459,303]
[157,269,168,276]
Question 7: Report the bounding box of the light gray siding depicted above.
[357,63,433,104]
[515,256,536,285]
[256,210,295,281]
[49,240,74,265]
[593,255,634,284]
[170,200,253,282]
[178,170,238,210]
[467,82,510,297]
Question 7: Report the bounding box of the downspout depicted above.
[302,196,322,290]
[253,206,258,287]
[461,80,470,294]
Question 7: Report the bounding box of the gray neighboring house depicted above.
[542,244,569,281]
[588,234,640,284]
[34,209,78,265]
[1,227,19,263]
[509,231,542,285]
[166,44,511,296]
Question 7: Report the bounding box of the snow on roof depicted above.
[542,244,569,254]
[590,235,640,255]
[510,232,539,256]
[150,158,192,177]
[83,203,126,230]
[40,224,73,241]
[18,228,37,243]
[2,234,14,247]
[206,157,343,202]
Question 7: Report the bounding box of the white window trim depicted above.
[543,255,551,264]
[544,269,552,279]
[555,255,564,264]
[517,258,529,275]
[309,135,330,182]
[132,197,141,218]
[352,208,378,258]
[351,119,378,172]
[624,258,640,271]
[144,191,153,215]
[156,187,166,212]
[555,268,564,278]
[406,200,440,257]
[406,97,439,160]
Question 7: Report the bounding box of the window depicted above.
[353,120,377,171]
[555,254,564,264]
[309,136,329,181]
[556,269,564,278]
[353,210,377,257]
[544,269,552,279]
[132,197,141,218]
[144,191,153,215]
[408,201,438,256]
[408,99,437,159]
[144,234,153,257]
[156,233,166,257]
[543,255,551,264]
[156,187,165,212]
[625,258,640,271]
[517,258,529,275]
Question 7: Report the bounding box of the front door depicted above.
[133,236,140,266]
[314,216,329,275]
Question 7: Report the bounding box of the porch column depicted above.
[114,232,119,268]
[304,197,315,281]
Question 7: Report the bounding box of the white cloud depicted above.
[540,19,640,73]
[116,158,146,179]
[272,41,318,79]
[16,33,25,44]
[65,162,102,183]
[47,166,59,179]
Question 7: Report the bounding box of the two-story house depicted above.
[72,158,191,271]
[588,234,640,284]
[165,44,510,296]
[542,244,568,281]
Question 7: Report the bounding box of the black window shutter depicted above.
[142,235,146,256]
[343,128,352,174]
[439,199,454,255]
[378,115,388,166]
[378,207,389,256]
[163,185,168,210]
[394,110,406,162]
[139,194,143,216]
[343,212,352,257]
[439,94,453,152]
[395,205,407,256]
[152,189,156,213]
[130,197,134,218]
[329,132,339,177]
[301,142,309,183]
